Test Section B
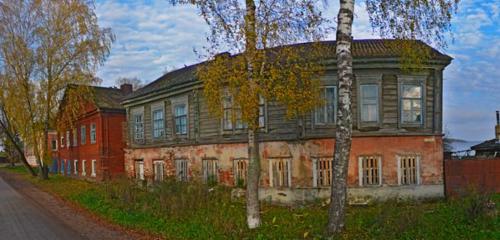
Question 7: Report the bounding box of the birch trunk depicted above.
[244,0,261,229]
[327,0,354,235]
[0,118,37,176]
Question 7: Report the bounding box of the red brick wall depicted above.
[57,109,126,181]
[445,158,500,196]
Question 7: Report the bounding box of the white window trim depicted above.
[135,160,145,180]
[91,159,96,177]
[202,158,219,183]
[396,155,421,185]
[312,156,333,187]
[357,156,382,187]
[51,139,58,151]
[175,159,189,182]
[66,131,70,149]
[74,160,78,175]
[82,160,86,176]
[60,136,64,148]
[268,158,292,188]
[233,158,249,186]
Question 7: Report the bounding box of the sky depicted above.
[94,0,500,142]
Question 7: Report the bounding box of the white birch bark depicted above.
[327,0,355,235]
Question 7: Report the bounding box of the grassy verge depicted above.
[2,165,498,239]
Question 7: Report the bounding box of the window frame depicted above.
[82,160,86,176]
[202,158,219,184]
[153,160,165,182]
[74,160,78,175]
[72,128,78,147]
[66,131,70,149]
[397,154,421,185]
[359,84,380,124]
[135,160,144,180]
[51,139,58,151]
[222,92,267,133]
[152,108,165,139]
[91,159,96,177]
[314,86,337,126]
[233,158,248,187]
[269,157,292,188]
[80,125,86,145]
[312,156,333,187]
[358,155,382,187]
[398,75,426,127]
[175,159,189,182]
[171,96,189,137]
[90,123,97,144]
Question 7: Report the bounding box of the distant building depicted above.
[471,111,500,158]
[56,84,131,181]
[23,130,58,167]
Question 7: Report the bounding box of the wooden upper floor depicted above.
[122,40,452,149]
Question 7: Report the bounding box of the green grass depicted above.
[2,165,499,239]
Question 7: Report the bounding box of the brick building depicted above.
[122,40,452,203]
[57,85,131,181]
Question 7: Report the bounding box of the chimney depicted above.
[496,110,500,141]
[120,84,133,95]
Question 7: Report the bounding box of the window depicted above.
[315,86,336,124]
[135,160,144,180]
[74,160,78,175]
[269,158,291,187]
[60,160,65,174]
[133,114,144,141]
[233,158,248,187]
[223,94,266,131]
[81,125,86,145]
[222,94,245,130]
[152,109,165,138]
[360,85,379,122]
[358,156,382,186]
[51,139,57,151]
[82,160,86,176]
[67,160,71,175]
[73,128,78,146]
[153,161,164,182]
[401,84,423,124]
[202,159,218,184]
[398,155,420,185]
[175,159,188,182]
[174,104,188,135]
[91,160,96,177]
[90,123,96,144]
[60,136,65,148]
[66,131,70,148]
[313,157,333,187]
[258,96,266,128]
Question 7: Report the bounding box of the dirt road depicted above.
[0,171,146,240]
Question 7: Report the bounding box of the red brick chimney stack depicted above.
[120,84,133,95]
[496,110,500,141]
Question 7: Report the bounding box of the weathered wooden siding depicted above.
[126,67,444,149]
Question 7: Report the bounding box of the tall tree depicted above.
[326,0,459,235]
[171,0,330,228]
[0,0,114,179]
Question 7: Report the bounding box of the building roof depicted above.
[92,86,128,110]
[124,39,452,101]
[471,139,500,151]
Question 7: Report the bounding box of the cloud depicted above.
[94,0,500,141]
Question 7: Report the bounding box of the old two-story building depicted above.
[122,39,452,202]
[57,84,131,181]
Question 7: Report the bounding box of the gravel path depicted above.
[0,171,150,240]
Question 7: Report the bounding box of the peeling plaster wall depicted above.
[125,135,443,202]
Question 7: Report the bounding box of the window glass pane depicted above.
[412,100,421,109]
[362,104,378,122]
[402,85,421,98]
[402,100,412,111]
[361,85,377,99]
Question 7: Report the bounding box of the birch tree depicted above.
[0,0,113,179]
[170,0,330,228]
[327,0,459,235]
